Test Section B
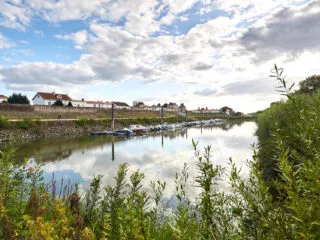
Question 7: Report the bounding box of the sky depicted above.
[0,0,319,113]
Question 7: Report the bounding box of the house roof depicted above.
[222,106,233,110]
[86,101,101,104]
[33,92,72,101]
[87,101,112,105]
[0,95,7,99]
[113,102,129,107]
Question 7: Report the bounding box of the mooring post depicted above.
[161,107,164,124]
[112,103,115,131]
[186,110,188,122]
[112,136,115,161]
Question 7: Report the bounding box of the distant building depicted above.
[151,104,161,111]
[0,95,8,103]
[178,103,186,112]
[167,102,179,110]
[84,101,113,108]
[71,99,87,107]
[220,106,234,115]
[32,92,72,106]
[113,102,130,109]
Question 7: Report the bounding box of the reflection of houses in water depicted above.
[39,149,73,162]
[199,120,248,132]
[14,136,121,163]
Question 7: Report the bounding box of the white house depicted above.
[71,99,88,107]
[33,92,72,106]
[101,102,113,109]
[85,101,113,108]
[0,95,8,103]
[167,102,179,111]
[113,102,130,109]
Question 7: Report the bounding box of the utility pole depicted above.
[111,103,115,131]
[161,107,164,124]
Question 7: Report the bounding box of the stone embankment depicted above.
[0,120,109,143]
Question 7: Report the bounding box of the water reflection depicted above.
[14,120,257,197]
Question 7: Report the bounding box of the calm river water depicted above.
[14,120,257,197]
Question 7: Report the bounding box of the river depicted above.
[13,120,257,198]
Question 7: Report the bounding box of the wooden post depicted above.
[112,136,115,161]
[161,107,164,124]
[111,103,115,131]
[161,133,164,147]
[186,110,188,122]
[201,109,203,121]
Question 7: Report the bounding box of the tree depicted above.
[67,101,73,107]
[133,101,144,107]
[296,75,320,94]
[221,107,228,113]
[53,100,64,106]
[7,93,30,104]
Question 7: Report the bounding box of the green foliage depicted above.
[67,101,73,107]
[7,93,30,105]
[257,66,320,181]
[16,118,34,130]
[52,100,64,106]
[75,118,89,127]
[296,74,320,94]
[0,116,9,129]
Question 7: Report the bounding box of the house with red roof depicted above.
[0,95,8,103]
[32,92,72,106]
[85,101,113,108]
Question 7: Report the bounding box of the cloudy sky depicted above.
[0,0,319,113]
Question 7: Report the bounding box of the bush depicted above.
[16,118,34,130]
[0,116,9,129]
[52,100,64,106]
[7,93,30,104]
[75,117,88,127]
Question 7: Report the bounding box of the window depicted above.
[48,101,51,105]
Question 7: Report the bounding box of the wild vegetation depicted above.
[0,66,319,239]
[0,116,9,129]
[257,67,320,183]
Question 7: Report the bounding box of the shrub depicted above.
[0,116,9,129]
[75,117,88,127]
[16,118,34,130]
[52,100,64,106]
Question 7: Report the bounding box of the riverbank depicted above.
[0,116,255,143]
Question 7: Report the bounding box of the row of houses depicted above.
[2,92,236,115]
[132,102,186,112]
[32,92,188,112]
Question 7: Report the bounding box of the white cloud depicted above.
[0,0,318,112]
[55,30,88,49]
[33,30,44,37]
[0,1,31,30]
[0,33,15,49]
